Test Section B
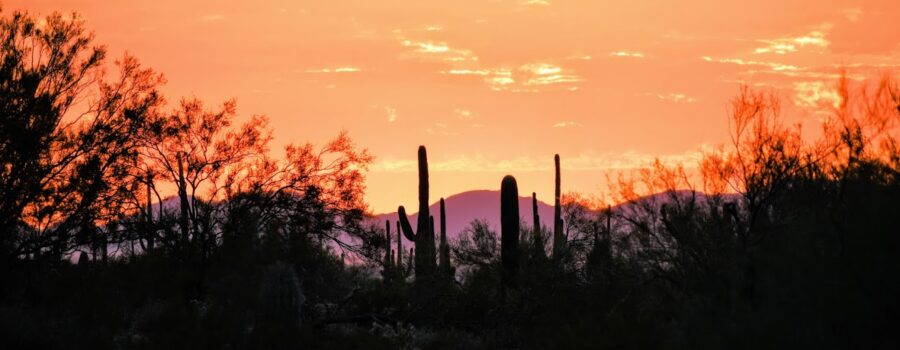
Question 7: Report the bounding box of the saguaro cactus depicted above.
[438,198,453,279]
[398,146,437,281]
[383,220,392,279]
[501,175,521,286]
[408,248,415,274]
[552,154,565,259]
[396,221,402,270]
[532,192,545,260]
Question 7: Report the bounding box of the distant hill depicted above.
[372,190,555,244]
[371,189,741,245]
[148,189,739,247]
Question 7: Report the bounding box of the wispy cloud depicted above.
[454,109,476,120]
[294,66,360,74]
[386,107,398,123]
[443,62,581,92]
[609,51,645,58]
[520,0,551,7]
[754,31,830,54]
[398,38,477,63]
[553,121,582,128]
[644,93,696,103]
[371,105,397,122]
[793,81,841,111]
[301,67,361,73]
[565,54,593,60]
[701,56,865,82]
[702,56,798,71]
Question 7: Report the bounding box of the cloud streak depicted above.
[754,31,830,55]
[610,51,645,58]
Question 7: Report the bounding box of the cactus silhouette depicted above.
[438,198,453,279]
[552,154,565,260]
[532,192,545,260]
[397,146,437,281]
[258,263,305,327]
[383,220,392,280]
[408,248,415,275]
[501,175,521,287]
[77,251,90,266]
[396,220,402,272]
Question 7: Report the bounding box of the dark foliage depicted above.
[2,7,900,350]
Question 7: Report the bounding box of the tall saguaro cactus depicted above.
[438,198,453,279]
[398,145,436,281]
[383,220,392,278]
[552,154,565,260]
[501,175,521,287]
[396,221,402,271]
[532,192,545,260]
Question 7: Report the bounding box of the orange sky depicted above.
[7,0,900,213]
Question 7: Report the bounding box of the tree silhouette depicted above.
[138,98,269,262]
[0,9,163,264]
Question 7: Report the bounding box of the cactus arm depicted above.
[398,205,417,242]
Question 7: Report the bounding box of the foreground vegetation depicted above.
[2,9,899,349]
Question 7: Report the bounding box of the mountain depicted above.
[372,190,556,244]
[371,189,742,245]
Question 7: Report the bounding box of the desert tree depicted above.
[138,98,270,262]
[218,131,374,260]
[0,9,164,263]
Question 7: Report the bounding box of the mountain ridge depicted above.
[370,189,739,244]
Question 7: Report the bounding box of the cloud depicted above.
[301,67,361,73]
[793,81,842,110]
[645,93,696,103]
[553,121,582,128]
[441,62,582,92]
[444,69,492,76]
[398,38,477,63]
[701,56,876,82]
[754,31,830,54]
[702,56,798,71]
[566,54,593,60]
[609,51,645,58]
[199,14,225,22]
[385,107,398,123]
[521,0,551,7]
[371,105,397,122]
[518,63,582,87]
[454,109,475,120]
[397,27,580,93]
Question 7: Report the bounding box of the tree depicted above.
[220,131,374,258]
[0,9,163,263]
[138,98,269,262]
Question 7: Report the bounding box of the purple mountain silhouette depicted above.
[371,189,741,245]
[372,190,555,244]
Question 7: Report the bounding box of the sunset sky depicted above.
[8,0,900,213]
